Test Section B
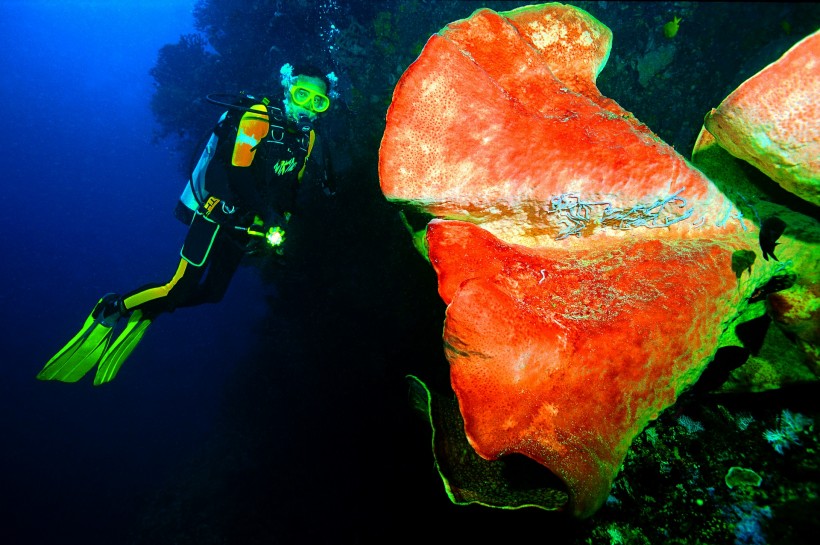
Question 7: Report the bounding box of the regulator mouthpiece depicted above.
[296,113,313,134]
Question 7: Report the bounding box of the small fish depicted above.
[663,16,682,39]
[731,249,756,279]
[749,272,797,303]
[759,216,787,261]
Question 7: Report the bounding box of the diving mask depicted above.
[289,84,330,113]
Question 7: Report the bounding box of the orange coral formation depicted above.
[429,220,741,516]
[377,2,794,519]
[380,5,739,251]
[704,30,820,206]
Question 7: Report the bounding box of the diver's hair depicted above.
[289,62,332,90]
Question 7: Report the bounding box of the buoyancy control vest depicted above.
[176,93,314,227]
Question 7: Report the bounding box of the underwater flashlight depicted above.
[244,224,285,248]
[265,226,285,247]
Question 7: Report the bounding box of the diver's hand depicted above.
[245,223,286,256]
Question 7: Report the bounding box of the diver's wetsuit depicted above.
[120,100,315,319]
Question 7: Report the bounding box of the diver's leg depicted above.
[178,231,245,307]
[95,227,242,382]
[120,257,205,316]
[86,258,205,385]
[40,214,215,384]
[121,211,224,315]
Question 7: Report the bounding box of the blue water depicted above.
[0,2,269,543]
[0,2,449,543]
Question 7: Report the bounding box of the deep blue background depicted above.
[0,2,271,543]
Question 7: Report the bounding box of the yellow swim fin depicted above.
[37,297,117,383]
[93,310,152,386]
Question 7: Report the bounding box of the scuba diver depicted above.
[37,62,337,386]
